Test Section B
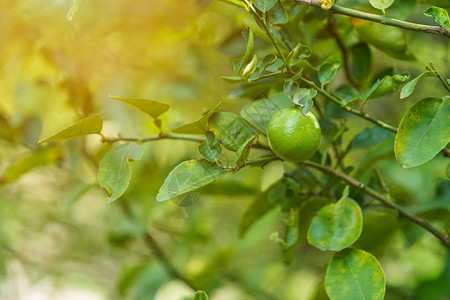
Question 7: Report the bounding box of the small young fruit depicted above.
[267,107,321,162]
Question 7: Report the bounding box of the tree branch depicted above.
[300,160,450,247]
[292,0,450,38]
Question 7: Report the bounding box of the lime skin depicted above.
[267,108,321,162]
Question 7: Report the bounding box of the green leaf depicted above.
[369,0,395,12]
[253,0,278,12]
[307,197,363,251]
[400,71,435,99]
[156,159,230,202]
[318,60,341,86]
[325,249,386,300]
[366,72,410,100]
[209,112,253,151]
[235,136,256,167]
[335,85,362,106]
[353,126,392,149]
[424,6,450,29]
[241,27,254,74]
[39,115,103,144]
[284,79,299,99]
[286,43,312,67]
[221,76,245,84]
[192,290,209,300]
[98,143,144,204]
[356,23,415,60]
[292,88,317,114]
[267,0,288,24]
[240,92,294,134]
[242,55,258,79]
[258,54,277,76]
[109,95,169,119]
[219,0,246,8]
[198,131,222,162]
[239,181,286,237]
[0,147,62,184]
[395,97,450,168]
[171,102,221,134]
[349,43,372,84]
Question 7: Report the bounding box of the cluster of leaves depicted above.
[3,0,449,298]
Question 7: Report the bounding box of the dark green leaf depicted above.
[267,0,288,24]
[307,197,363,251]
[325,249,386,300]
[109,95,170,119]
[253,0,278,12]
[156,159,230,202]
[287,43,312,67]
[349,43,371,84]
[240,92,294,134]
[400,71,435,99]
[98,143,144,204]
[258,54,277,76]
[395,97,450,168]
[209,112,253,151]
[284,79,299,99]
[171,102,221,134]
[424,6,450,29]
[335,85,362,106]
[366,72,410,100]
[198,131,222,162]
[39,115,103,144]
[353,126,392,149]
[318,60,341,86]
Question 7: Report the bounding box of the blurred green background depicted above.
[0,0,449,299]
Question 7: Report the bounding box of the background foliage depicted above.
[0,0,449,299]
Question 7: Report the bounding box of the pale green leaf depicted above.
[109,95,169,119]
[171,102,221,134]
[235,135,256,167]
[219,0,246,8]
[325,249,386,300]
[292,88,317,114]
[193,290,209,300]
[369,0,395,11]
[156,159,230,202]
[98,143,144,204]
[307,197,363,251]
[400,71,435,99]
[395,97,450,168]
[39,115,103,144]
[0,147,62,184]
[240,92,293,134]
[198,131,222,162]
[209,112,253,151]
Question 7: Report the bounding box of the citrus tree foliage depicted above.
[0,0,450,299]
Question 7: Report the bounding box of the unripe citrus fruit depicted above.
[267,108,321,162]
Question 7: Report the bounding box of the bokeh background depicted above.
[0,0,449,299]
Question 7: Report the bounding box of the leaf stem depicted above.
[300,160,450,247]
[291,0,450,38]
[296,76,398,133]
[429,63,450,94]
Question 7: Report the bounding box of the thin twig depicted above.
[292,0,450,38]
[300,160,450,247]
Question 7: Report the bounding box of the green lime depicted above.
[267,108,321,162]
